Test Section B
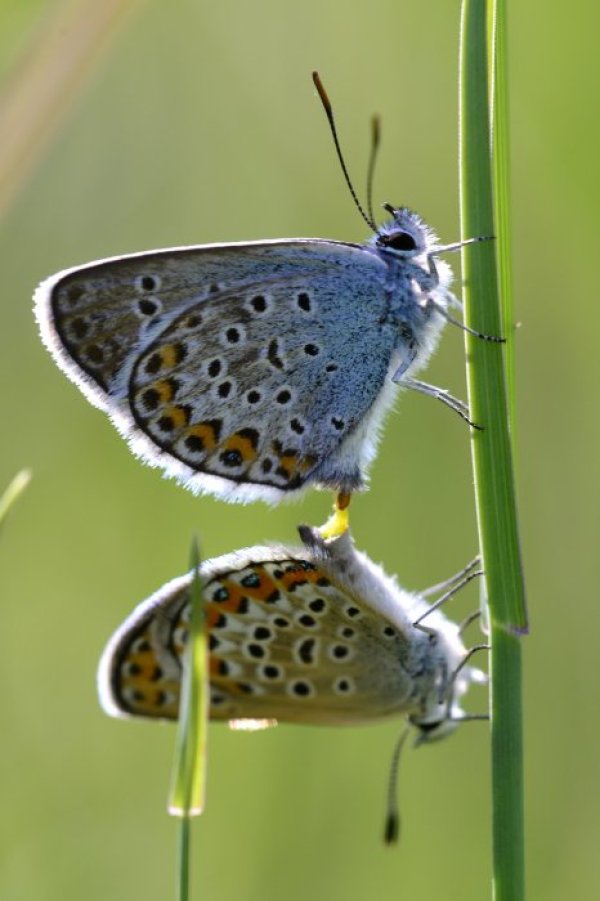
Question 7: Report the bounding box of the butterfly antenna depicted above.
[383,727,410,845]
[312,71,377,233]
[366,114,381,228]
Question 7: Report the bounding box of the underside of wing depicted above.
[98,548,415,726]
[34,239,383,402]
[35,239,393,499]
[124,271,395,495]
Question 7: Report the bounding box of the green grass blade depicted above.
[459,0,526,634]
[168,539,209,900]
[0,469,31,531]
[176,818,192,901]
[489,628,525,901]
[459,2,526,899]
[490,0,517,436]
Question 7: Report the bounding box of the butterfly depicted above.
[34,72,500,506]
[34,205,480,504]
[98,526,484,738]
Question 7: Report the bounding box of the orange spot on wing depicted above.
[280,452,297,470]
[162,405,190,428]
[206,606,222,629]
[218,581,247,612]
[118,630,181,718]
[160,344,181,369]
[279,568,323,590]
[276,450,299,480]
[150,379,175,403]
[240,568,279,601]
[186,421,220,451]
[209,655,224,677]
[273,447,316,482]
[119,630,158,678]
[222,431,258,464]
[206,581,249,616]
[122,691,180,719]
[299,454,318,473]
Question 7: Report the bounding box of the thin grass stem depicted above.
[459,1,526,898]
[0,469,31,530]
[168,540,209,900]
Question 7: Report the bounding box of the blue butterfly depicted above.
[34,73,498,505]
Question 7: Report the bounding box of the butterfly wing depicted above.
[35,240,398,500]
[98,544,421,726]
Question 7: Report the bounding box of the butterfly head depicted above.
[410,689,464,745]
[412,716,459,745]
[373,205,435,258]
[409,646,486,746]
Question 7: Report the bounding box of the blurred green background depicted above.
[2,1,598,898]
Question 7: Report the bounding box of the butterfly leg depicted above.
[413,567,484,629]
[428,294,505,342]
[444,643,490,717]
[391,341,418,383]
[439,303,506,342]
[420,556,481,599]
[458,609,483,636]
[401,377,482,429]
[421,256,503,340]
[318,491,352,539]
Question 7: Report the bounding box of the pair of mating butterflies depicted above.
[34,81,491,830]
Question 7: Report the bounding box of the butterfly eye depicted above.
[381,231,417,252]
